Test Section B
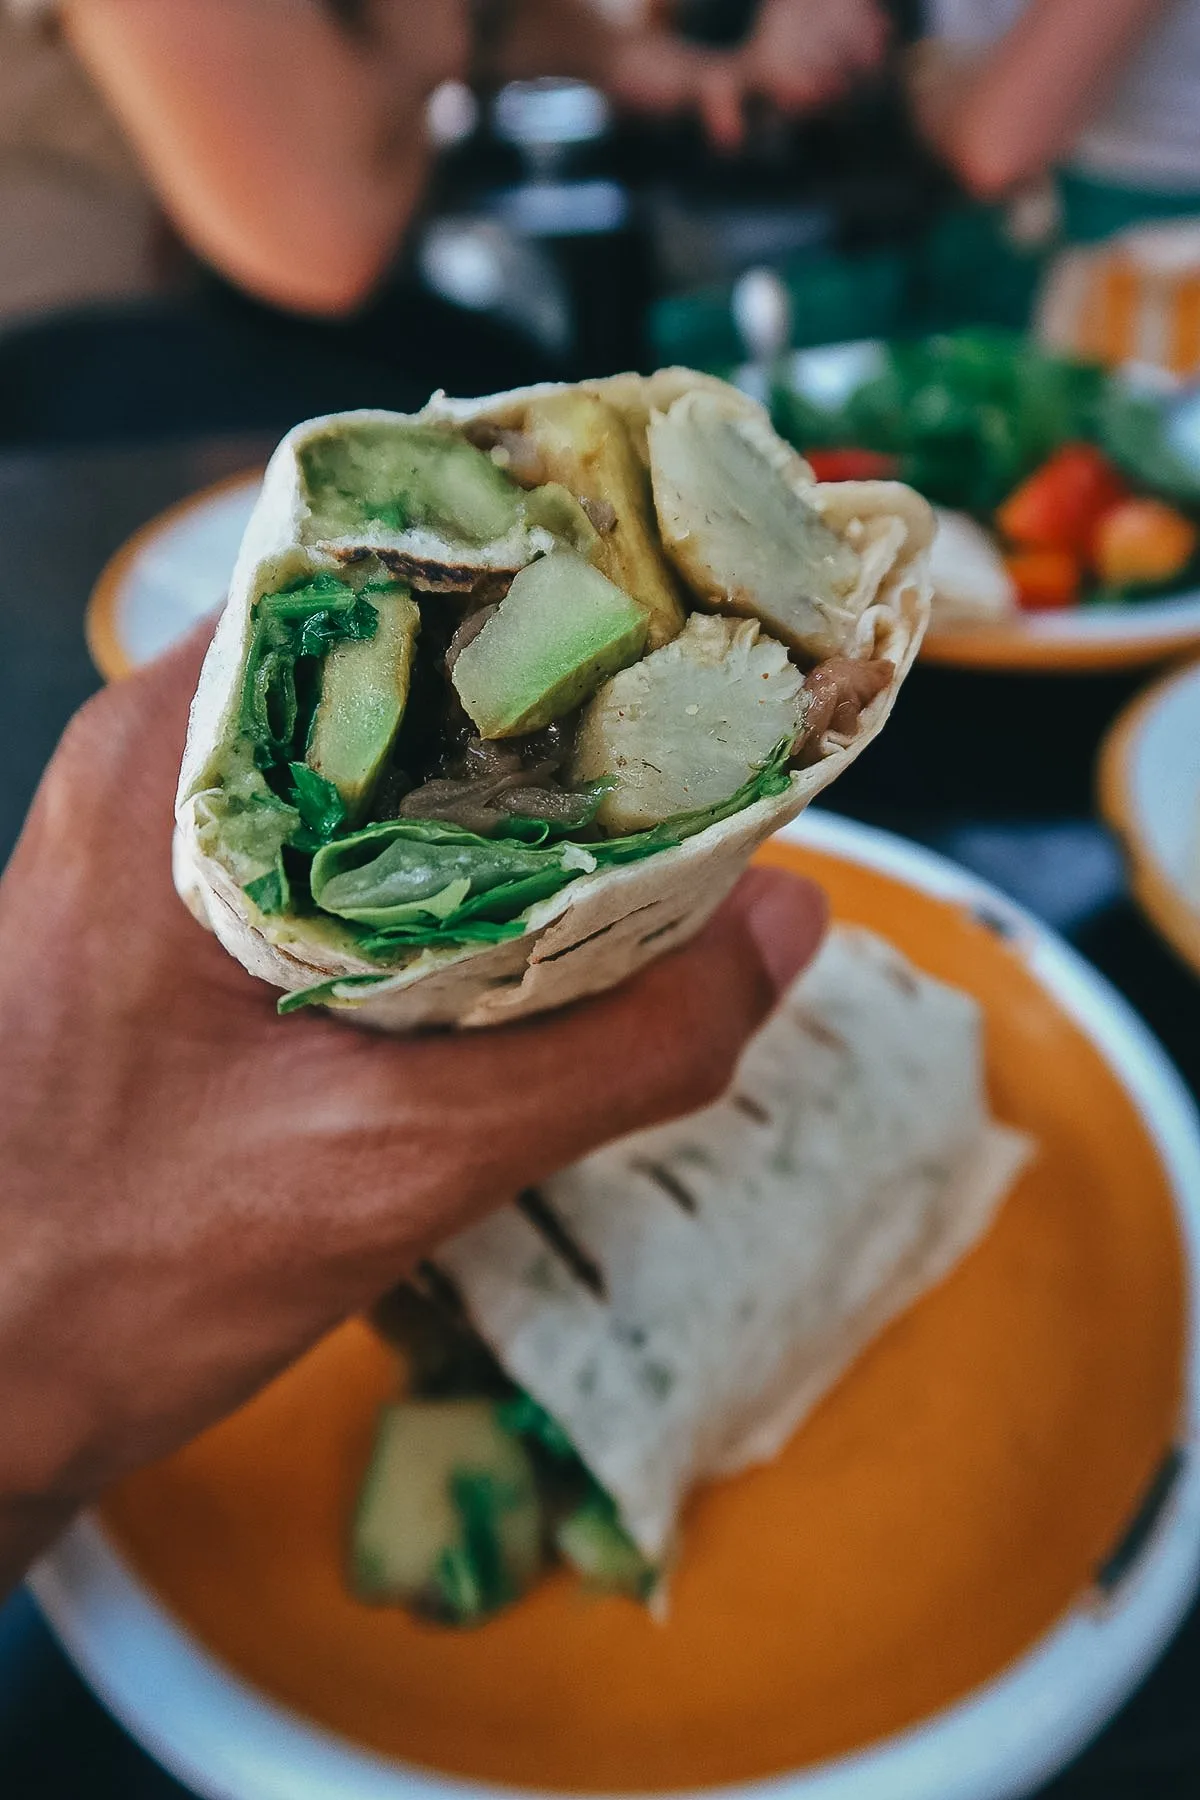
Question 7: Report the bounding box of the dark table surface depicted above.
[1,436,1199,1799]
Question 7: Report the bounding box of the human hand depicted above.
[737,0,889,128]
[0,627,825,1587]
[607,0,888,150]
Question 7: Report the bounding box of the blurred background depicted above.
[5,0,1200,1793]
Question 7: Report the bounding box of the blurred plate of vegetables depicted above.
[764,332,1200,671]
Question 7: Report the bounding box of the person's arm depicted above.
[0,627,824,1596]
[920,0,1173,200]
[61,0,468,316]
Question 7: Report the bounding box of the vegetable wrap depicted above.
[362,927,1030,1621]
[175,370,933,1030]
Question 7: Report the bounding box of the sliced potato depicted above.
[571,613,804,833]
[648,390,862,659]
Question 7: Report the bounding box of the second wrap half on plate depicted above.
[175,370,933,1030]
[362,925,1030,1620]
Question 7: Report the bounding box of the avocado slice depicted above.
[555,1491,657,1599]
[518,392,686,648]
[451,551,648,740]
[306,588,420,820]
[352,1400,545,1624]
[301,424,526,546]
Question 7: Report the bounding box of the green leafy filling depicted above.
[495,1392,579,1462]
[434,1470,523,1623]
[203,573,403,916]
[286,761,347,849]
[497,1396,656,1600]
[773,328,1200,514]
[216,554,795,983]
[276,742,793,1011]
[238,573,380,768]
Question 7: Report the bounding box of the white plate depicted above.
[30,810,1200,1800]
[738,343,1200,673]
[87,472,261,680]
[1100,658,1200,971]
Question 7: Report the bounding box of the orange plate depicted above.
[101,840,1186,1793]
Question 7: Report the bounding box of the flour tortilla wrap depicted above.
[433,926,1031,1564]
[175,372,932,1031]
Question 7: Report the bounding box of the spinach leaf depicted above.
[356,918,528,954]
[496,1394,578,1463]
[435,1469,524,1622]
[277,971,405,1015]
[310,825,598,928]
[286,761,346,845]
[238,577,379,763]
[276,743,794,1012]
[1096,387,1200,503]
[244,861,291,915]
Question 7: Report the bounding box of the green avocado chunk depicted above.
[306,588,420,820]
[555,1491,657,1599]
[301,424,525,546]
[452,551,648,739]
[352,1400,544,1624]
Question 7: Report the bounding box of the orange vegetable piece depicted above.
[996,444,1127,554]
[1004,548,1081,611]
[1092,497,1197,589]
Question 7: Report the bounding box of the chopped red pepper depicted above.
[1004,548,1081,611]
[996,444,1127,555]
[803,448,900,483]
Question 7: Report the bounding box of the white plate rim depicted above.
[30,808,1200,1800]
[1099,657,1200,975]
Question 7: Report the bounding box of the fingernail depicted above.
[746,872,827,997]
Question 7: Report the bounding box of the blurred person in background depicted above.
[0,0,889,436]
[913,0,1200,240]
[2,0,887,326]
[910,1,1200,367]
[602,0,891,151]
[0,0,518,430]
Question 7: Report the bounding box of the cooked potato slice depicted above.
[648,390,862,659]
[571,613,804,833]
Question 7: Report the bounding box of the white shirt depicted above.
[927,0,1200,189]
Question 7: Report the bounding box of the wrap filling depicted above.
[187,385,905,1009]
